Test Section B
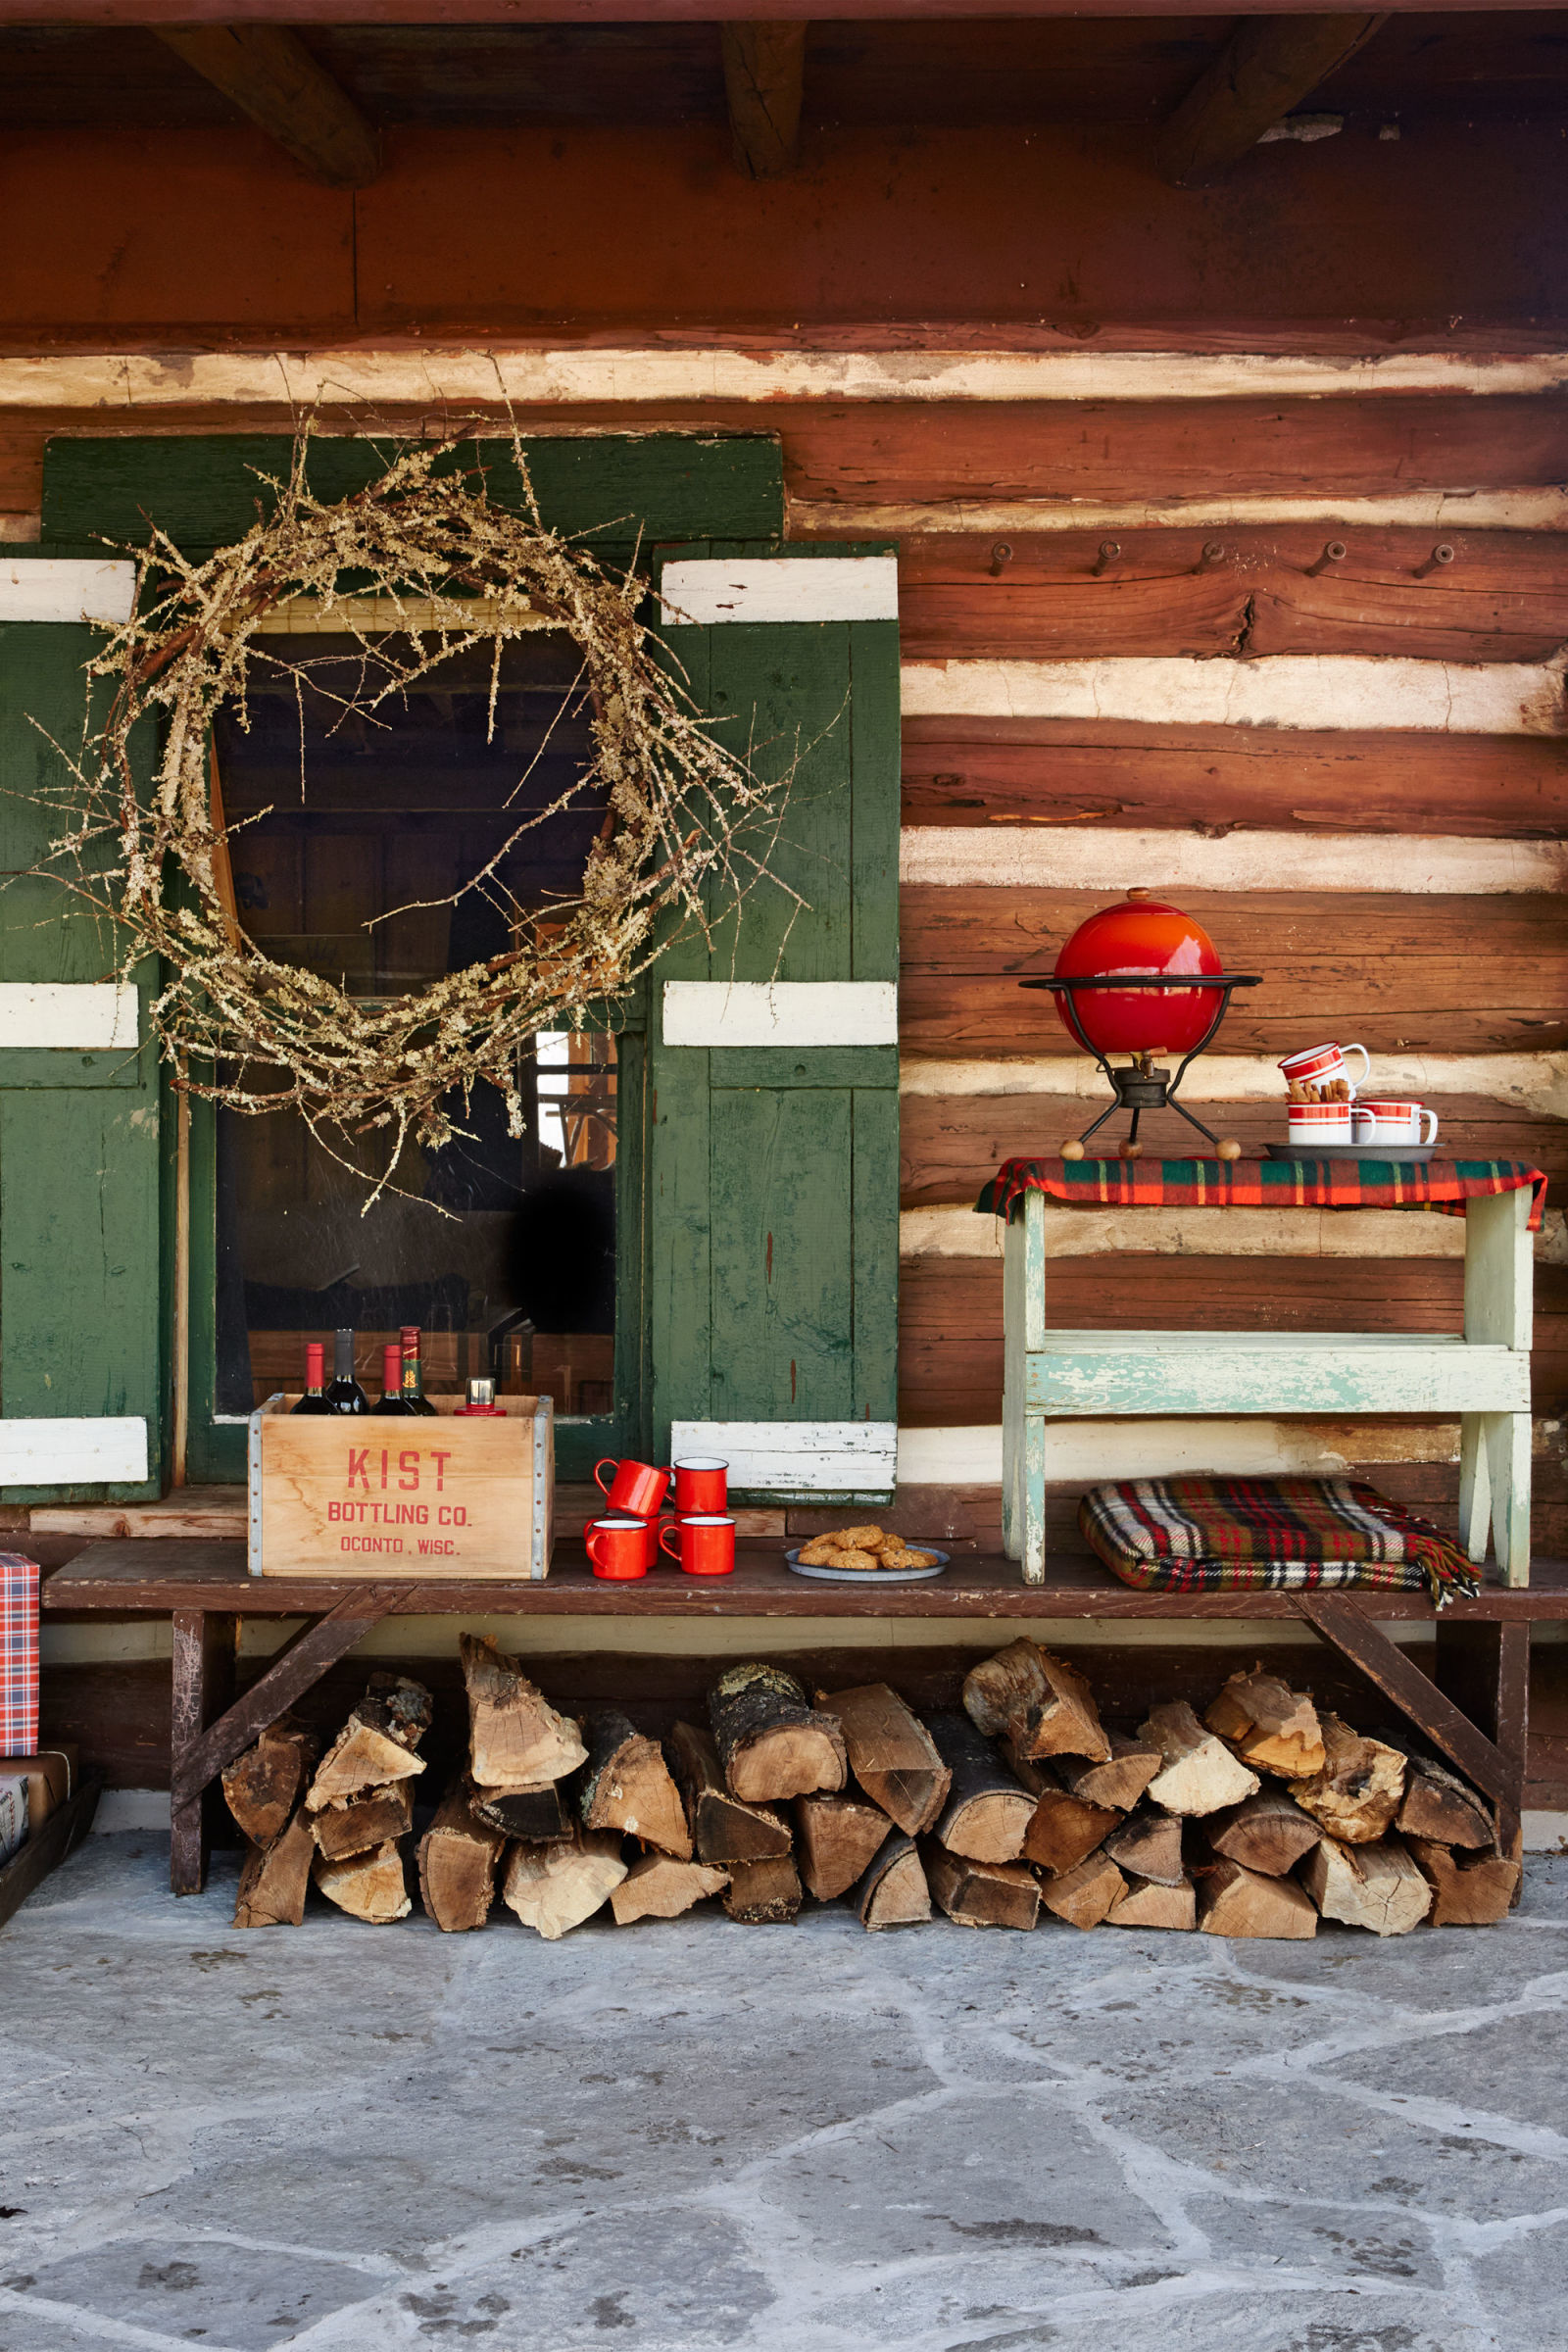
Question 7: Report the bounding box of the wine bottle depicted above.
[373,1342,417,1416]
[290,1340,333,1416]
[399,1325,437,1416]
[324,1326,369,1414]
[454,1375,505,1418]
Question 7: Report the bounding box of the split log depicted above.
[723,1853,804,1924]
[1300,1835,1433,1936]
[314,1838,412,1924]
[1010,1757,1120,1875]
[709,1663,847,1804]
[924,1843,1040,1931]
[927,1712,1036,1863]
[1396,1753,1494,1851]
[1204,1669,1325,1779]
[461,1635,585,1787]
[1102,1807,1186,1887]
[1405,1836,1522,1926]
[222,1716,317,1848]
[576,1707,691,1858]
[813,1684,950,1837]
[1039,1850,1126,1930]
[1060,1733,1162,1813]
[306,1674,432,1809]
[1290,1714,1405,1844]
[1142,1701,1261,1817]
[849,1831,931,1930]
[233,1807,316,1928]
[611,1853,729,1925]
[311,1782,414,1862]
[1198,1857,1317,1939]
[1205,1788,1323,1879]
[417,1782,506,1933]
[469,1782,570,1843]
[669,1722,793,1865]
[794,1791,893,1900]
[1105,1873,1197,1932]
[962,1640,1110,1763]
[502,1826,626,1939]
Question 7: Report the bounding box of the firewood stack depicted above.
[220,1639,1520,1941]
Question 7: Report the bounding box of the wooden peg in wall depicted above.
[989,542,1013,576]
[1194,541,1227,573]
[1093,541,1121,576]
[1306,541,1348,577]
[1414,543,1456,579]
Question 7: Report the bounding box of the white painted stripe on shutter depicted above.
[0,1417,148,1485]
[900,826,1568,896]
[0,984,139,1051]
[671,1419,898,1492]
[660,557,899,626]
[899,1049,1568,1119]
[900,656,1568,734]
[0,560,136,625]
[662,980,898,1048]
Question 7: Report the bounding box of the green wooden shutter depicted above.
[0,552,165,1501]
[649,545,900,1503]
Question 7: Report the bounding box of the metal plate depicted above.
[785,1545,950,1584]
[1265,1142,1436,1164]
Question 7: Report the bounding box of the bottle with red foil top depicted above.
[454,1376,506,1418]
[399,1325,437,1416]
[290,1341,333,1416]
[373,1342,419,1416]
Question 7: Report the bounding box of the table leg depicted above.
[1435,1618,1530,1881]
[170,1608,236,1896]
[1458,1413,1491,1563]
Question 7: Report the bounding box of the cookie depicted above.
[797,1537,846,1566]
[835,1525,886,1550]
[826,1547,879,1573]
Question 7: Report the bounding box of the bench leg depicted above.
[1458,1412,1491,1563]
[1435,1617,1530,1886]
[1022,1415,1047,1585]
[170,1608,236,1896]
[1488,1413,1532,1588]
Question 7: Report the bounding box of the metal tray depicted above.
[1266,1142,1435,1165]
[785,1545,950,1584]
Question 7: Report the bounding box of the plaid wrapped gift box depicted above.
[1079,1477,1481,1610]
[0,1554,40,1754]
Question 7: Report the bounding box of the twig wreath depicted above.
[37,433,798,1199]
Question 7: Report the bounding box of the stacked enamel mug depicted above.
[585,1455,735,1579]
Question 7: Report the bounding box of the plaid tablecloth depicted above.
[0,1555,39,1755]
[977,1156,1548,1229]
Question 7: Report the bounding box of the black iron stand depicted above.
[1019,972,1262,1153]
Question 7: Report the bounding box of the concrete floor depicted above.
[3,1838,1568,2351]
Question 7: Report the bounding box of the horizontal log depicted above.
[901,657,1568,734]
[901,829,1568,895]
[802,491,1568,536]
[898,1051,1568,1117]
[900,718,1568,838]
[898,1203,1568,1265]
[893,1419,1565,1489]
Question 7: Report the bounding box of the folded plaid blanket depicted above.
[1078,1476,1481,1609]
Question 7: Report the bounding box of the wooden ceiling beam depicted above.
[721,22,807,177]
[1156,14,1388,186]
[152,24,380,187]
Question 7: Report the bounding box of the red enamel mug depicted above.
[593,1457,670,1517]
[672,1455,729,1515]
[659,1513,736,1578]
[586,1516,651,1581]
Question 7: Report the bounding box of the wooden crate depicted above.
[247,1394,554,1580]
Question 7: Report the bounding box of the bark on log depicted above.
[503,1827,626,1939]
[1039,1850,1126,1930]
[709,1663,847,1804]
[222,1716,317,1849]
[1290,1714,1406,1844]
[962,1640,1110,1763]
[669,1722,794,1865]
[1405,1836,1522,1925]
[794,1790,893,1900]
[576,1707,691,1858]
[1396,1752,1495,1850]
[1011,1757,1121,1875]
[924,1843,1041,1930]
[722,1853,803,1923]
[306,1674,432,1809]
[1198,1856,1318,1939]
[1142,1701,1261,1817]
[1105,1872,1197,1931]
[314,1838,412,1924]
[311,1781,414,1862]
[611,1853,730,1925]
[1102,1807,1186,1887]
[849,1831,931,1930]
[813,1684,951,1837]
[469,1782,571,1843]
[1300,1834,1433,1936]
[1205,1788,1324,1878]
[417,1781,506,1933]
[1204,1669,1326,1779]
[1060,1733,1163,1812]
[233,1806,316,1928]
[927,1711,1036,1863]
[461,1635,586,1788]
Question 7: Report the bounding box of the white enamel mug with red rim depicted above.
[1286,1102,1355,1145]
[1279,1042,1371,1093]
[1354,1100,1440,1147]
